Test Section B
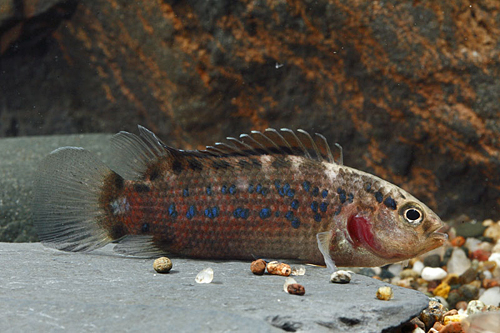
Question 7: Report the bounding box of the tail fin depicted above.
[33,147,121,252]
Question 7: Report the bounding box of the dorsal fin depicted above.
[198,128,341,165]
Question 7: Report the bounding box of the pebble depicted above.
[250,259,267,275]
[412,260,424,275]
[195,267,214,284]
[419,300,445,329]
[283,277,297,292]
[488,253,500,267]
[447,248,471,276]
[286,283,305,296]
[471,249,491,261]
[401,268,420,279]
[479,286,500,306]
[466,299,486,315]
[423,254,442,268]
[267,261,291,276]
[330,270,352,284]
[376,286,393,301]
[455,301,468,311]
[153,257,172,273]
[443,313,466,325]
[450,236,465,247]
[459,267,477,284]
[464,237,481,252]
[433,282,451,298]
[484,221,500,241]
[439,321,464,333]
[387,263,403,277]
[290,265,306,276]
[447,284,479,308]
[455,220,487,238]
[421,267,448,281]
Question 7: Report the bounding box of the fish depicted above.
[33,126,448,271]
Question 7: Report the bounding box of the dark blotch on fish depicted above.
[134,184,150,193]
[141,223,150,233]
[172,160,183,174]
[188,159,203,171]
[375,191,383,203]
[383,196,397,210]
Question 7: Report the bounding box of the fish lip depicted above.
[430,231,448,242]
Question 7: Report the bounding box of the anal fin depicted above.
[316,231,337,272]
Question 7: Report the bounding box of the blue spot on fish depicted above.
[274,180,281,190]
[291,199,299,210]
[291,218,300,229]
[314,214,321,222]
[285,211,294,221]
[287,189,295,198]
[141,223,150,232]
[233,208,242,218]
[261,187,269,196]
[337,188,346,203]
[168,203,176,216]
[348,193,354,203]
[206,185,212,196]
[375,191,383,203]
[311,201,318,213]
[229,184,236,194]
[233,207,249,219]
[322,189,328,198]
[204,206,219,219]
[259,208,271,219]
[221,185,228,194]
[186,205,196,219]
[256,184,262,194]
[212,206,219,217]
[302,181,311,192]
[312,187,319,197]
[279,183,290,197]
[183,188,189,197]
[320,202,328,213]
[248,184,254,193]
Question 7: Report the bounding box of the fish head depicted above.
[344,186,448,264]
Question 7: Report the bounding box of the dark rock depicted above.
[459,268,478,284]
[358,268,376,277]
[454,221,487,238]
[423,254,442,268]
[0,0,499,222]
[0,243,430,332]
[446,284,479,309]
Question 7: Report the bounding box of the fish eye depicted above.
[400,204,424,226]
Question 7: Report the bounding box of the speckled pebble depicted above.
[330,270,352,284]
[250,259,267,275]
[267,261,291,276]
[466,300,486,315]
[153,257,172,273]
[376,286,393,301]
[286,283,305,296]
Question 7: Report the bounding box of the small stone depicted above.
[380,268,395,279]
[459,267,477,284]
[464,237,481,252]
[450,236,466,247]
[330,270,352,284]
[455,220,487,238]
[431,321,443,331]
[421,267,448,281]
[358,267,376,277]
[447,248,471,276]
[419,300,445,330]
[488,253,500,267]
[483,278,500,289]
[401,268,420,279]
[443,309,458,317]
[447,284,479,308]
[290,265,306,276]
[434,296,449,310]
[376,286,393,301]
[286,283,305,296]
[442,273,460,285]
[412,260,424,275]
[283,277,297,292]
[455,301,468,311]
[410,317,425,330]
[250,259,267,275]
[423,254,442,268]
[433,282,451,298]
[443,314,466,325]
[466,300,486,315]
[195,267,214,283]
[153,257,172,273]
[267,261,291,276]
[439,322,464,333]
[387,264,403,277]
[485,222,500,242]
[479,286,500,306]
[471,249,491,261]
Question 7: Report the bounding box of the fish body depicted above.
[33,126,447,269]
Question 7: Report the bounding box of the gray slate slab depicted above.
[0,243,429,332]
[0,134,113,242]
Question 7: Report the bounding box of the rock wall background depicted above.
[1,0,499,222]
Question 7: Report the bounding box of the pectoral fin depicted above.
[316,231,337,272]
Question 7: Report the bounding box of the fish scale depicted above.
[33,126,447,270]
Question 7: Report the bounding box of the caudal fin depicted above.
[33,147,121,252]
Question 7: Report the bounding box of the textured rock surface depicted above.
[0,242,430,332]
[1,0,499,222]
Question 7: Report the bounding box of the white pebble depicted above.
[283,277,297,293]
[465,237,481,252]
[488,252,500,266]
[447,248,471,276]
[483,270,493,279]
[412,260,424,275]
[291,265,306,276]
[421,267,448,281]
[330,270,352,284]
[195,267,214,284]
[479,286,500,306]
[467,300,486,315]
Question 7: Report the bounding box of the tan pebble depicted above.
[483,219,495,227]
[442,274,460,285]
[400,268,420,279]
[485,223,500,242]
[443,314,466,325]
[468,280,481,289]
[439,321,463,333]
[286,283,305,296]
[443,309,458,317]
[267,261,291,276]
[250,259,267,275]
[432,321,443,331]
[486,304,499,311]
[153,257,172,273]
[376,286,393,300]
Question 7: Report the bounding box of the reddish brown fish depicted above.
[33,126,447,270]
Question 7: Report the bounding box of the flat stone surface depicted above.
[0,134,113,242]
[0,243,430,332]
